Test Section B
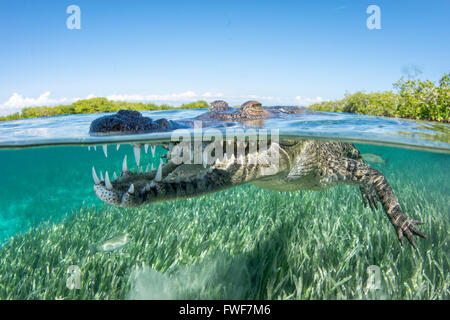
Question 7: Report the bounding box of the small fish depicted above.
[89,233,133,253]
[362,153,388,165]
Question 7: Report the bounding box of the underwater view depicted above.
[0,108,448,300]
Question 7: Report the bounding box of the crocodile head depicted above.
[92,139,289,207]
[89,100,315,136]
[208,100,232,112]
[195,100,271,122]
[92,146,227,207]
[89,100,309,207]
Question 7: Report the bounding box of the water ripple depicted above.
[0,109,448,152]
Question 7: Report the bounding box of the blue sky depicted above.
[0,0,449,115]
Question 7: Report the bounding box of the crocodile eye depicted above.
[155,118,170,129]
[209,100,230,111]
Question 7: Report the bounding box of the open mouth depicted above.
[90,140,273,207]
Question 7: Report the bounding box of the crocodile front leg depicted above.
[325,158,426,247]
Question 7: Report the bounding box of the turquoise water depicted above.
[0,110,448,299]
[0,144,168,241]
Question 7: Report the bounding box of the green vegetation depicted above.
[309,73,450,123]
[0,98,210,122]
[0,144,448,299]
[2,74,448,123]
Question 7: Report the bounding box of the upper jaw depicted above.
[91,139,283,207]
[91,142,221,207]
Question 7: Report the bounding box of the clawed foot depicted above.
[360,185,379,210]
[391,212,426,248]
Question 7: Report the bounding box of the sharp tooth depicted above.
[122,155,128,172]
[238,141,246,149]
[151,163,154,171]
[88,146,91,151]
[92,167,100,184]
[151,145,156,157]
[145,164,149,173]
[177,145,183,156]
[102,145,108,158]
[133,145,141,167]
[175,176,181,183]
[249,154,257,164]
[230,154,235,163]
[113,172,118,180]
[105,171,113,190]
[202,153,207,168]
[93,145,97,151]
[116,144,121,151]
[155,159,163,181]
[144,144,149,153]
[128,184,134,194]
[100,171,104,181]
[172,145,180,157]
[139,166,143,174]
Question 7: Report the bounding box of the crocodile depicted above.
[89,100,315,135]
[89,100,426,247]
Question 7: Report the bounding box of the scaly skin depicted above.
[90,101,426,247]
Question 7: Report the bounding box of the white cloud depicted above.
[246,95,279,101]
[107,91,229,102]
[0,92,77,116]
[295,96,324,105]
[106,91,199,102]
[202,92,224,98]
